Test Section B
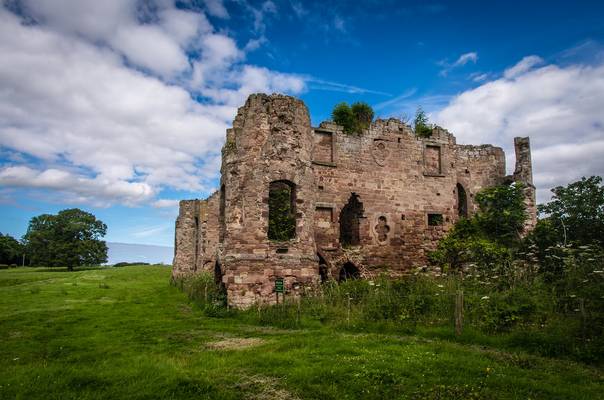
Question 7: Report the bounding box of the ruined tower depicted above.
[172,93,537,308]
[217,94,319,308]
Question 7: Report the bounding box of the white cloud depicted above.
[152,199,180,208]
[453,52,478,67]
[0,3,307,207]
[439,51,478,76]
[469,72,489,82]
[204,0,229,19]
[504,55,544,79]
[435,58,604,203]
[0,166,154,206]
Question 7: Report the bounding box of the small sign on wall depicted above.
[275,277,285,293]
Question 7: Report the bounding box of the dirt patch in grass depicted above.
[206,337,265,350]
[235,374,300,400]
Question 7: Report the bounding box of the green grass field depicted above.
[1,266,602,399]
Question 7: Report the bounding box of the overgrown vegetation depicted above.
[331,102,374,135]
[414,106,433,138]
[429,182,527,271]
[267,182,296,241]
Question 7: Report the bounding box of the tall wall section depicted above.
[218,94,319,308]
[310,119,507,277]
[171,194,220,279]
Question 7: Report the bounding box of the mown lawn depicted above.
[0,266,602,399]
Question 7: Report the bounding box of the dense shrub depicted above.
[331,102,374,134]
[429,183,525,271]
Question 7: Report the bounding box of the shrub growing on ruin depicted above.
[331,102,374,134]
[414,106,432,138]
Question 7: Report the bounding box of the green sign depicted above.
[275,278,284,293]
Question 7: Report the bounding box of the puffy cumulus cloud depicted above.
[0,2,306,207]
[435,56,604,203]
[0,166,155,206]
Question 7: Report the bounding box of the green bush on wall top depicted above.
[331,101,374,135]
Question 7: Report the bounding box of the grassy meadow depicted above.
[1,265,602,400]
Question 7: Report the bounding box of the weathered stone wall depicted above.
[218,94,319,308]
[172,199,201,278]
[310,119,507,277]
[513,137,537,233]
[173,93,536,308]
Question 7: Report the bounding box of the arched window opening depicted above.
[339,193,364,246]
[219,184,226,242]
[457,183,468,218]
[339,262,360,282]
[318,253,328,283]
[268,180,296,241]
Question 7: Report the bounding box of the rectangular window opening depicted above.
[428,213,443,226]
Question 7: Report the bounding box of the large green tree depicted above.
[0,233,24,265]
[537,176,604,246]
[24,208,108,270]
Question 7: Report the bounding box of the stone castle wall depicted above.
[172,93,537,308]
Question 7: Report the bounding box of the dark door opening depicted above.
[339,262,360,281]
[339,193,364,246]
[457,183,468,218]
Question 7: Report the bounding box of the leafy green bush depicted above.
[331,101,374,134]
[429,183,525,271]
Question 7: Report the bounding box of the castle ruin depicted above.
[172,93,536,308]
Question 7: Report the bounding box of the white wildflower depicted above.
[481,296,490,300]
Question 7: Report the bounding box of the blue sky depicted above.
[1,0,603,247]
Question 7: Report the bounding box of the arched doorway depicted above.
[339,262,360,281]
[456,183,468,218]
[339,193,364,246]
